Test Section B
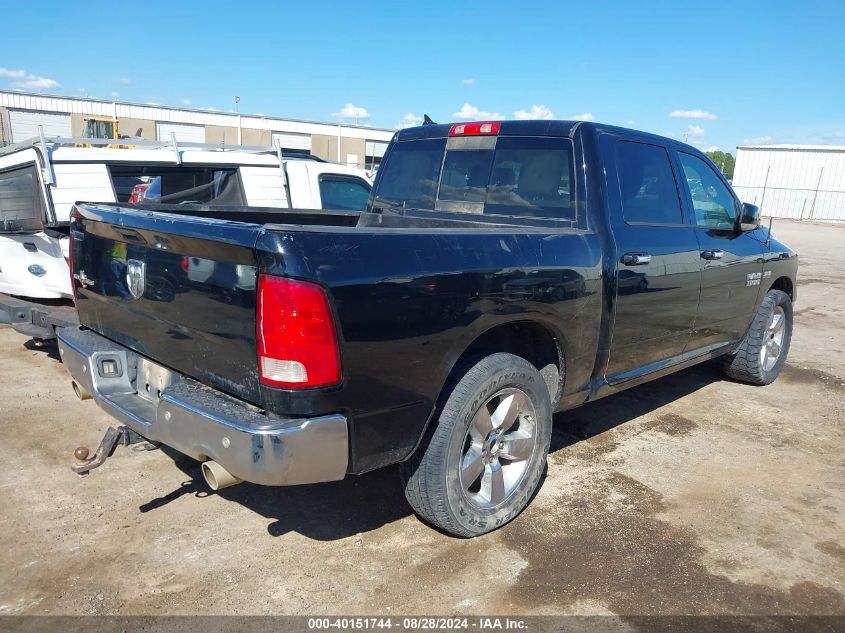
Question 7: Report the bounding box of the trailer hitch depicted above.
[72,426,159,475]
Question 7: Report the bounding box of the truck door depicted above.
[602,136,703,382]
[674,151,765,352]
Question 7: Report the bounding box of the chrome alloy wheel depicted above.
[761,306,787,372]
[459,388,537,509]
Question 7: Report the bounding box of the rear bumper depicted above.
[57,327,349,486]
[0,293,78,339]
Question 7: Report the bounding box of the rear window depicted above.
[373,136,575,220]
[372,138,444,210]
[439,149,492,203]
[484,137,574,218]
[0,164,45,232]
[108,165,245,206]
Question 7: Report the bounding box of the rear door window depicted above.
[615,141,684,225]
[318,175,371,211]
[0,164,46,232]
[108,165,245,206]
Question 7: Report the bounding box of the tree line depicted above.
[706,151,735,180]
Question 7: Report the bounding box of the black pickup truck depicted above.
[59,120,797,536]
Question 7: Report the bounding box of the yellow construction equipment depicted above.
[78,117,136,148]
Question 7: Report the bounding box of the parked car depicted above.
[58,120,797,537]
[0,136,371,342]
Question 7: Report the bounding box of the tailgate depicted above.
[70,203,264,404]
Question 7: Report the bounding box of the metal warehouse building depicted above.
[0,91,394,170]
[732,144,845,222]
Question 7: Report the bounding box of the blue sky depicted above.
[1,0,843,153]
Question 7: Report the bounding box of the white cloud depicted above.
[145,101,161,106]
[119,78,130,85]
[452,102,502,120]
[395,113,423,129]
[568,112,595,121]
[686,124,705,138]
[110,91,120,98]
[0,67,59,90]
[332,103,371,120]
[182,99,192,106]
[670,109,718,121]
[743,135,774,145]
[513,104,555,120]
[625,119,636,126]
[462,78,475,85]
[705,145,719,152]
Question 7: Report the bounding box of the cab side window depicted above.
[615,141,683,225]
[319,175,372,211]
[678,152,738,230]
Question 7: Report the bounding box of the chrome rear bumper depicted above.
[57,327,348,486]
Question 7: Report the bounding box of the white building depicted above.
[732,144,845,222]
[0,91,394,170]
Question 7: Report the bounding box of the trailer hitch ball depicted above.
[70,426,158,475]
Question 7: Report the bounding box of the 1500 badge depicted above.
[748,270,772,286]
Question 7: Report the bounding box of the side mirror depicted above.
[739,202,760,232]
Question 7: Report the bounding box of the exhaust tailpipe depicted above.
[201,460,243,491]
[72,380,92,400]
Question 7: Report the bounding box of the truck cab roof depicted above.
[395,119,706,157]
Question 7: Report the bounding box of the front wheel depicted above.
[402,353,552,537]
[722,289,793,385]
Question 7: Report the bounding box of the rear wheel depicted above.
[402,353,552,537]
[722,289,793,385]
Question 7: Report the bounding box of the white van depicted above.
[0,134,372,341]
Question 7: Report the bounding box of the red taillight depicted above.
[256,274,341,389]
[448,121,501,137]
[128,183,150,204]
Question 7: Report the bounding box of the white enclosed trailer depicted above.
[0,134,372,341]
[732,144,845,222]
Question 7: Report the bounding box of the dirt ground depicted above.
[0,219,842,617]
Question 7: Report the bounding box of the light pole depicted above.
[337,122,342,162]
[234,96,242,145]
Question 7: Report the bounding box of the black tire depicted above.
[722,289,793,385]
[402,353,552,537]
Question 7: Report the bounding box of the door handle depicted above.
[702,249,725,260]
[621,252,652,266]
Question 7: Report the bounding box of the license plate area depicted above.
[136,357,178,403]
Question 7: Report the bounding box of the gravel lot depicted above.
[0,219,842,617]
